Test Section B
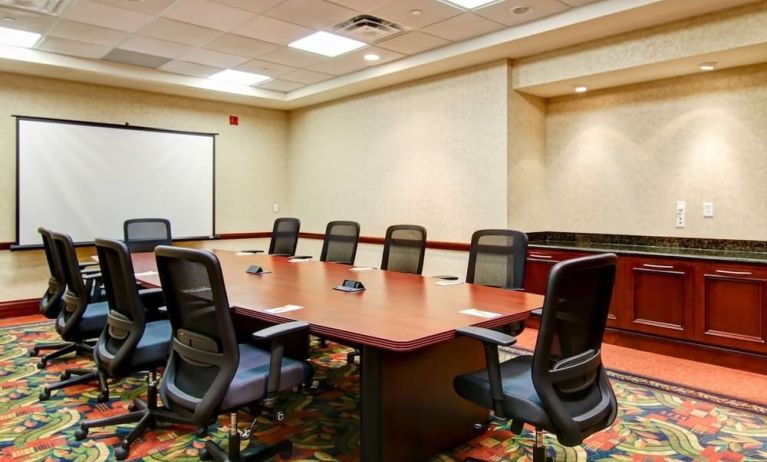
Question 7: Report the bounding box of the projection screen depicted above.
[16,117,215,247]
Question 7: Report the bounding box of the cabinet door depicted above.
[624,257,695,338]
[524,249,589,295]
[694,264,767,353]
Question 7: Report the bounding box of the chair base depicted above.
[34,340,95,369]
[199,412,293,462]
[74,372,195,461]
[39,367,108,402]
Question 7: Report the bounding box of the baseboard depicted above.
[0,242,11,250]
[0,298,39,318]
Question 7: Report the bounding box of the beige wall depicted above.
[545,63,767,239]
[0,72,288,242]
[286,62,509,242]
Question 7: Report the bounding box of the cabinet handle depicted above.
[529,253,552,259]
[715,269,753,276]
[642,263,674,269]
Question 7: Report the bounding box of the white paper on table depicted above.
[263,305,304,314]
[134,271,158,277]
[350,267,375,271]
[236,252,255,256]
[289,258,310,263]
[459,308,501,319]
[435,280,463,286]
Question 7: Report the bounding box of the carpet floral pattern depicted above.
[0,321,766,461]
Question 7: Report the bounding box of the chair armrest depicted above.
[252,321,310,341]
[270,253,294,257]
[456,326,517,347]
[82,272,102,281]
[290,255,313,260]
[79,261,99,269]
[431,275,459,280]
[241,249,265,254]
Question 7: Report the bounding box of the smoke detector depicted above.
[334,15,404,43]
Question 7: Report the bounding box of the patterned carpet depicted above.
[1,321,766,461]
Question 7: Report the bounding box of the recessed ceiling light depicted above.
[0,26,41,48]
[410,9,423,15]
[289,31,366,58]
[574,85,588,93]
[209,69,271,86]
[364,53,380,62]
[699,61,717,71]
[510,5,532,15]
[440,0,500,9]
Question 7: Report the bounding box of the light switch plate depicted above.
[703,202,714,218]
[273,203,279,213]
[676,201,686,228]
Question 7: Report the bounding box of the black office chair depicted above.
[453,253,618,462]
[244,217,301,257]
[39,231,110,400]
[154,246,314,461]
[73,238,180,460]
[124,218,172,253]
[30,227,71,361]
[380,224,426,275]
[320,221,360,265]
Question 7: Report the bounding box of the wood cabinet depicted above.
[621,257,695,338]
[694,262,767,353]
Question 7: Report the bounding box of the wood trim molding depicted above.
[0,298,39,318]
[299,232,470,251]
[217,232,272,240]
[0,242,11,250]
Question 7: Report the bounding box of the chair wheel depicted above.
[74,427,88,440]
[39,389,51,401]
[199,447,211,460]
[114,446,129,460]
[37,359,47,369]
[196,427,208,437]
[275,410,285,422]
[59,371,71,381]
[30,348,39,357]
[127,402,138,412]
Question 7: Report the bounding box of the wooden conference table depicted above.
[130,249,544,462]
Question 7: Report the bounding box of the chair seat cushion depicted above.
[454,355,553,430]
[72,302,109,338]
[129,320,172,368]
[219,343,313,411]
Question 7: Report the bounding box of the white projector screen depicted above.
[16,117,215,247]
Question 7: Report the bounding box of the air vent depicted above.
[0,0,65,15]
[334,15,404,43]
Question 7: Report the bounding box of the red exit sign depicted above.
[229,115,239,125]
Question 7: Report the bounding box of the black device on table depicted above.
[334,279,365,292]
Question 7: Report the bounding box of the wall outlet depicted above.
[703,202,714,218]
[676,201,686,228]
[273,203,279,213]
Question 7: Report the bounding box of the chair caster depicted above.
[39,388,51,401]
[196,427,208,437]
[199,447,211,460]
[74,427,88,440]
[278,440,293,459]
[30,348,39,357]
[59,371,71,381]
[472,421,489,432]
[37,359,47,369]
[127,402,138,412]
[264,409,285,422]
[114,445,129,460]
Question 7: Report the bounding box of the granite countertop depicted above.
[526,232,767,264]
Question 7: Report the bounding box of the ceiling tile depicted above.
[232,16,312,45]
[36,36,111,59]
[47,19,128,47]
[0,7,54,33]
[118,35,193,59]
[475,0,569,26]
[180,48,251,68]
[377,30,449,54]
[102,49,172,68]
[208,0,284,14]
[258,47,327,68]
[280,68,334,84]
[327,0,396,13]
[422,13,504,41]
[256,79,306,91]
[235,59,298,77]
[161,0,255,31]
[204,34,279,58]
[90,0,177,15]
[371,0,462,29]
[265,0,357,29]
[160,60,222,77]
[60,0,154,32]
[139,18,221,46]
[309,46,404,75]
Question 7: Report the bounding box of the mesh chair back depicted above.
[532,253,618,446]
[39,227,66,318]
[466,229,528,289]
[94,238,146,376]
[155,246,238,426]
[320,221,360,265]
[50,231,91,340]
[269,217,300,255]
[381,225,427,275]
[124,218,172,253]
